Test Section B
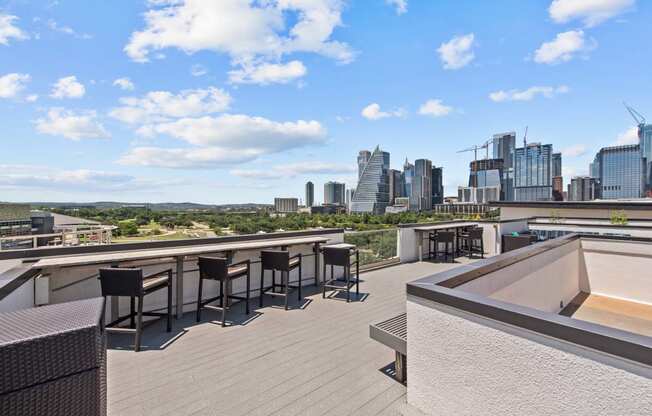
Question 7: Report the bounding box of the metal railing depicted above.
[344,229,398,267]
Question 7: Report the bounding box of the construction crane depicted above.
[457,142,489,162]
[624,102,646,126]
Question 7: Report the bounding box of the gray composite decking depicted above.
[107,260,473,416]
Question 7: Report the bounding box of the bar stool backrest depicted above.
[437,231,456,243]
[99,267,143,297]
[198,256,229,280]
[323,247,350,267]
[469,227,484,239]
[261,250,290,271]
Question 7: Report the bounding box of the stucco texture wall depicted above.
[407,298,652,416]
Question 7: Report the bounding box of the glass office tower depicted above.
[492,131,516,200]
[351,146,390,214]
[513,143,553,201]
[305,181,314,207]
[324,181,345,205]
[412,159,433,211]
[431,167,444,205]
[595,144,644,199]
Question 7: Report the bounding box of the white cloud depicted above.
[562,144,588,157]
[148,114,327,150]
[615,126,639,145]
[46,18,92,39]
[418,99,453,117]
[549,0,634,27]
[0,14,28,45]
[437,33,475,70]
[26,94,38,102]
[113,77,135,91]
[533,30,594,64]
[124,0,354,82]
[231,161,356,179]
[386,0,407,15]
[0,164,180,192]
[118,114,328,169]
[118,146,262,169]
[190,64,208,77]
[109,87,232,124]
[361,103,406,120]
[50,75,86,99]
[0,73,30,98]
[228,60,307,85]
[489,85,569,102]
[35,108,110,140]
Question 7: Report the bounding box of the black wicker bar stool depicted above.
[322,246,359,302]
[459,227,484,259]
[98,267,172,352]
[196,256,251,327]
[259,250,302,310]
[432,231,456,263]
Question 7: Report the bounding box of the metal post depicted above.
[313,242,321,286]
[175,256,184,318]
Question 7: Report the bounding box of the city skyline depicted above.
[1,1,650,204]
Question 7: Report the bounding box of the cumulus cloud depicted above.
[50,75,86,99]
[0,14,28,45]
[361,103,406,120]
[35,108,110,140]
[386,0,407,15]
[228,60,307,85]
[118,114,327,169]
[437,33,475,70]
[124,0,354,83]
[109,87,232,124]
[562,144,588,157]
[0,73,30,98]
[113,77,135,91]
[489,85,569,102]
[533,30,594,64]
[418,99,453,117]
[231,161,356,179]
[615,126,639,145]
[549,0,635,27]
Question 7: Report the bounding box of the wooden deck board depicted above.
[107,259,473,416]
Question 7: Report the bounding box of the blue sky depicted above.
[0,0,649,204]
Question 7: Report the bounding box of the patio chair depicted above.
[259,250,302,310]
[459,227,484,259]
[196,256,251,326]
[322,246,360,302]
[430,231,456,263]
[98,267,172,352]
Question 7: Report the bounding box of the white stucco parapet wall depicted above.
[407,296,652,416]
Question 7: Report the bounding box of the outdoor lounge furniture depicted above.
[0,298,106,416]
[321,244,360,302]
[259,250,302,310]
[459,227,484,259]
[429,231,455,263]
[369,313,407,383]
[196,256,251,326]
[98,267,172,352]
[502,233,538,253]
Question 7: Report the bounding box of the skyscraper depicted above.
[324,181,346,205]
[513,142,553,201]
[552,176,564,201]
[357,150,371,180]
[492,131,516,200]
[351,146,390,214]
[412,159,433,211]
[305,181,314,207]
[403,158,414,205]
[569,177,598,201]
[593,144,644,199]
[492,132,516,168]
[388,169,404,206]
[431,167,443,205]
[552,153,562,177]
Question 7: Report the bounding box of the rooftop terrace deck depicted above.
[106,260,471,416]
